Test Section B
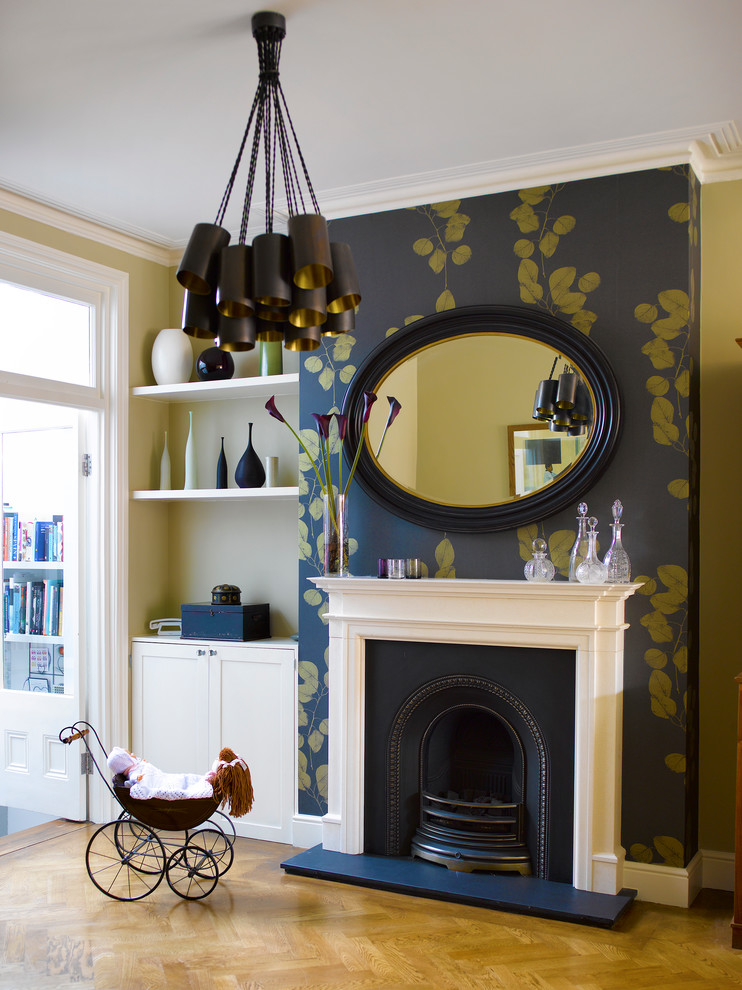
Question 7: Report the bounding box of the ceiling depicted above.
[1,0,741,254]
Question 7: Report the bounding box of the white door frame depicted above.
[0,229,128,824]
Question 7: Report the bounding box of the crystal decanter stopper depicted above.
[575,516,608,583]
[568,502,590,582]
[524,538,555,582]
[603,499,631,583]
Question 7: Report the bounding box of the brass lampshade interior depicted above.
[182,289,217,339]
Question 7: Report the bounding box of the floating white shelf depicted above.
[130,373,299,403]
[130,486,299,503]
[4,632,64,645]
[3,560,64,571]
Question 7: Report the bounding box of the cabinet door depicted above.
[131,642,210,774]
[213,644,295,842]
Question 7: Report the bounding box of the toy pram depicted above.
[60,721,240,901]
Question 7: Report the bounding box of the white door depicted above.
[0,399,94,820]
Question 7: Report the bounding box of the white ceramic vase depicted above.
[151,327,193,386]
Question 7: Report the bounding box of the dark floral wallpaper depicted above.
[293,167,698,868]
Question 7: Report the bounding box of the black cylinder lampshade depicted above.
[177,222,231,295]
[290,285,327,328]
[326,242,361,314]
[252,232,292,308]
[323,307,355,337]
[283,324,322,351]
[555,372,578,409]
[182,289,217,339]
[256,318,286,342]
[217,244,254,318]
[289,214,333,290]
[535,379,557,417]
[215,313,256,351]
[571,381,592,422]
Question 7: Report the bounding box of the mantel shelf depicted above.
[130,373,299,403]
[131,486,298,503]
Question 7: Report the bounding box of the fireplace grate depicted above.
[411,791,532,874]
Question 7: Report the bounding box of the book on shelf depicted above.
[2,511,64,563]
[2,575,63,637]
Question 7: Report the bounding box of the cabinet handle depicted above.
[196,649,206,656]
[209,649,217,656]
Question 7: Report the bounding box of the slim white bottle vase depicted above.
[184,410,197,490]
[159,430,171,489]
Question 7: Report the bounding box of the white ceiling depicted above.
[1,0,741,252]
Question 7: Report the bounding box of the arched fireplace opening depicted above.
[411,706,532,875]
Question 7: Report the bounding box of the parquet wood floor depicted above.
[1,822,742,989]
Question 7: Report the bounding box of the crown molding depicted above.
[1,122,740,261]
[316,121,742,223]
[0,186,174,266]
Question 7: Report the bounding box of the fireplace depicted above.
[411,703,531,876]
[283,578,640,924]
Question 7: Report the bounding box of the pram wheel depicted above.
[186,828,234,875]
[86,821,166,900]
[166,846,218,899]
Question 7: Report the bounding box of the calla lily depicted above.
[312,413,332,438]
[362,390,377,423]
[265,395,285,424]
[265,395,329,496]
[375,396,402,459]
[312,413,334,503]
[343,391,381,497]
[266,389,401,509]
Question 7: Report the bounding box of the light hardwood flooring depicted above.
[2,821,742,989]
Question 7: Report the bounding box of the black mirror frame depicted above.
[342,305,622,533]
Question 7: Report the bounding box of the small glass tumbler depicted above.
[405,558,422,578]
[377,558,388,579]
[387,558,405,579]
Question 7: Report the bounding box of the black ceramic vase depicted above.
[216,437,228,489]
[234,422,265,488]
[196,346,235,381]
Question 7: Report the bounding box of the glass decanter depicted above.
[603,499,631,583]
[524,538,555,582]
[575,516,608,583]
[568,502,590,582]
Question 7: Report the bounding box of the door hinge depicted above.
[81,752,94,775]
[82,453,92,477]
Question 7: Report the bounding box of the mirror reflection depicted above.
[365,334,593,507]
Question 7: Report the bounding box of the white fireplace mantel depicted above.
[311,576,640,896]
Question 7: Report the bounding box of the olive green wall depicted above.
[699,179,742,853]
[0,208,172,649]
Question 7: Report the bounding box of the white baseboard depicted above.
[623,849,734,907]
[291,814,323,850]
[699,848,735,893]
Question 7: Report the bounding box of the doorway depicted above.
[0,232,128,832]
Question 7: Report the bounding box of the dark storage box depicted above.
[180,602,270,642]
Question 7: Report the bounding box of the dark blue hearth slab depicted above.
[280,846,636,928]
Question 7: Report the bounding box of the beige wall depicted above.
[699,179,742,852]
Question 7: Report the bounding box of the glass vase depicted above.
[323,493,349,577]
[568,501,590,581]
[603,499,631,583]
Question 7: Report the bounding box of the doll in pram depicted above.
[60,721,253,901]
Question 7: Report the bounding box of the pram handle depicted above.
[61,728,89,744]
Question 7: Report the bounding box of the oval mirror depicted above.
[342,305,621,532]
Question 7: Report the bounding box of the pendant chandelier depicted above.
[177,11,361,353]
[532,358,591,435]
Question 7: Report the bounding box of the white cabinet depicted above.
[131,635,296,843]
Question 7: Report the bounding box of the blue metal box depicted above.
[180,602,270,641]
